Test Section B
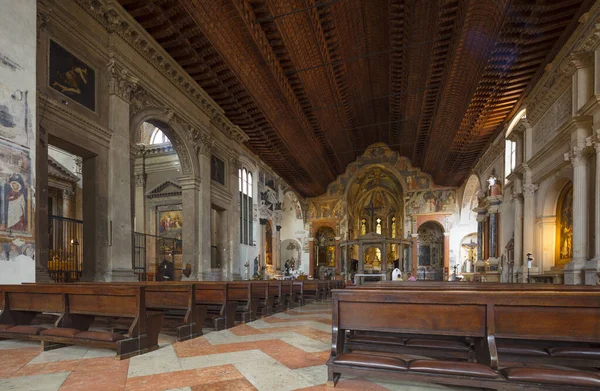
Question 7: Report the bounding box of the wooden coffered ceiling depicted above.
[118,0,593,197]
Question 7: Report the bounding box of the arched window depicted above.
[239,168,253,245]
[150,127,170,144]
[376,218,382,235]
[360,218,367,236]
[391,216,396,238]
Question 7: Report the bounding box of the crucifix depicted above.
[364,200,382,233]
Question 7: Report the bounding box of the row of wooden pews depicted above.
[327,282,600,390]
[0,279,342,359]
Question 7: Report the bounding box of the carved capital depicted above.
[586,133,600,154]
[107,59,138,102]
[569,51,594,70]
[37,9,51,46]
[195,132,214,157]
[229,156,241,175]
[522,184,538,198]
[564,146,589,167]
[62,189,74,200]
[135,173,147,187]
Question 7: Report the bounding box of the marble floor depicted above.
[0,301,466,391]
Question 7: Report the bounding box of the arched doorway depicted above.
[417,221,444,280]
[314,226,335,279]
[133,121,183,281]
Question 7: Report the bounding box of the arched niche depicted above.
[314,226,336,277]
[538,175,572,271]
[417,220,445,280]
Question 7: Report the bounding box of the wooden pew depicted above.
[24,281,204,342]
[0,284,163,359]
[280,280,296,309]
[227,281,256,322]
[251,281,275,317]
[268,280,286,313]
[301,281,321,302]
[194,282,237,330]
[327,287,600,390]
[292,281,305,306]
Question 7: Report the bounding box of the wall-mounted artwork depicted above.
[210,155,225,185]
[406,190,457,215]
[556,183,573,267]
[158,210,182,239]
[0,140,31,235]
[49,40,95,111]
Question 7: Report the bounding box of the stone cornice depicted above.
[525,7,600,125]
[73,0,248,145]
[39,93,112,145]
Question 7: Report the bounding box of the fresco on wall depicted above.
[0,140,31,234]
[556,184,573,267]
[49,40,95,111]
[406,190,457,215]
[210,155,225,185]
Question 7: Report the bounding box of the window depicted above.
[150,127,170,144]
[239,168,253,245]
[505,139,516,181]
[376,218,382,235]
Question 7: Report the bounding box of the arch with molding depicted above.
[130,107,199,177]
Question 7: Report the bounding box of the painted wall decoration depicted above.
[556,183,573,267]
[0,140,31,234]
[210,155,225,185]
[49,40,95,111]
[158,209,183,239]
[406,190,457,215]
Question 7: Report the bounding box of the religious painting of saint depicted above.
[4,174,27,232]
[210,155,225,185]
[49,40,96,111]
[556,183,573,267]
[158,210,183,239]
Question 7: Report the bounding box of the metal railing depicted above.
[48,215,83,282]
[133,232,183,281]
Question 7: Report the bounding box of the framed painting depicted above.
[158,210,183,239]
[49,40,96,111]
[211,155,225,185]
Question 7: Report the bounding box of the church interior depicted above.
[0,0,600,390]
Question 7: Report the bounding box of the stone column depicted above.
[105,60,138,281]
[196,134,214,280]
[521,182,538,282]
[228,156,241,279]
[512,181,524,275]
[411,233,418,274]
[476,213,485,261]
[564,143,590,284]
[274,225,281,272]
[585,128,600,284]
[180,176,201,279]
[488,209,498,259]
[134,173,147,233]
[62,189,74,219]
[259,219,267,276]
[335,237,341,272]
[443,233,450,281]
[308,237,315,277]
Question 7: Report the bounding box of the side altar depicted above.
[339,232,411,280]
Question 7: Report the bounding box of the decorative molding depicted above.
[474,139,504,174]
[62,189,75,199]
[39,93,113,145]
[532,87,572,154]
[107,58,138,102]
[586,132,600,153]
[229,156,241,175]
[73,0,248,145]
[145,180,182,199]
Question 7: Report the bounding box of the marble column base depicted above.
[197,270,223,281]
[563,259,587,285]
[102,268,139,282]
[583,259,600,285]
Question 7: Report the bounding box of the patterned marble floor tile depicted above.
[59,356,129,391]
[125,364,244,391]
[292,364,327,385]
[0,347,42,377]
[165,387,192,391]
[180,349,272,370]
[0,371,70,391]
[234,356,314,391]
[190,378,257,391]
[28,346,91,365]
[0,340,40,350]
[127,344,182,378]
[250,319,332,333]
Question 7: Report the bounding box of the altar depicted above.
[354,273,387,285]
